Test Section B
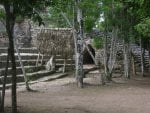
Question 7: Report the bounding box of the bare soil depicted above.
[4,73,150,113]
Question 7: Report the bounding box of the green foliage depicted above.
[40,0,101,30]
[135,18,150,38]
[41,7,70,27]
[97,0,150,44]
[84,16,95,32]
[15,15,24,23]
[96,21,105,31]
[92,37,103,49]
[0,0,52,26]
[81,0,101,32]
[0,6,5,21]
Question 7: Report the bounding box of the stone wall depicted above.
[0,32,8,47]
[0,20,32,48]
[14,19,32,47]
[0,21,5,32]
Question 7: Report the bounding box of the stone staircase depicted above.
[94,41,150,75]
[116,43,150,73]
[0,46,74,89]
[131,44,150,72]
[112,43,150,73]
[115,43,149,73]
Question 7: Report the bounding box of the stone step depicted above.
[135,58,150,63]
[134,56,149,61]
[145,64,150,68]
[56,59,74,64]
[134,60,149,65]
[133,54,149,57]
[0,63,73,76]
[0,65,45,76]
[0,70,55,84]
[0,53,73,61]
[0,43,9,47]
[0,60,38,68]
[0,72,68,90]
[0,59,74,68]
[0,47,38,53]
[56,64,75,69]
[35,72,68,82]
[0,64,73,85]
[134,62,149,68]
[26,70,56,81]
[0,75,24,84]
[0,53,40,60]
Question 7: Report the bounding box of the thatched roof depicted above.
[35,28,74,58]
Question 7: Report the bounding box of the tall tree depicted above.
[98,0,150,78]
[0,1,52,113]
[74,0,84,88]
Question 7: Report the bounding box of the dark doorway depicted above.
[83,44,95,64]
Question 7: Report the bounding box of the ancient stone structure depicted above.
[0,32,8,47]
[0,19,32,47]
[14,19,32,47]
[0,22,5,32]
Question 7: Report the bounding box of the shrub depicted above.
[92,37,103,49]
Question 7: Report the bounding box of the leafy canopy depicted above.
[0,0,53,25]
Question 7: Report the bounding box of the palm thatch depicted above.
[36,28,74,59]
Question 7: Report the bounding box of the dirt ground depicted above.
[4,73,150,113]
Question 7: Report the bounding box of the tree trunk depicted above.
[123,40,130,79]
[131,53,136,76]
[106,0,119,81]
[103,34,108,84]
[59,5,81,85]
[4,4,17,113]
[148,40,150,72]
[107,28,118,81]
[63,59,66,73]
[14,38,31,91]
[0,92,1,110]
[140,38,144,77]
[75,0,84,88]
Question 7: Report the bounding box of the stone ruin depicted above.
[0,19,32,47]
